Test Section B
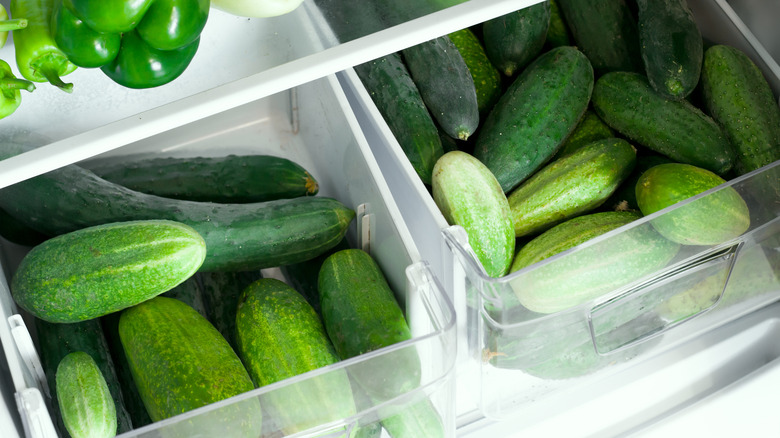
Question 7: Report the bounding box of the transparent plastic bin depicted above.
[0,74,457,437]
[338,0,780,423]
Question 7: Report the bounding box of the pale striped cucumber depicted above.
[56,352,116,438]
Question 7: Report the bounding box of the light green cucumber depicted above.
[432,151,515,277]
[56,352,116,438]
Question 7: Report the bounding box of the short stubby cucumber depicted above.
[432,151,515,277]
[12,220,206,323]
[474,46,594,193]
[507,138,637,238]
[235,278,356,435]
[481,1,551,77]
[636,163,751,245]
[56,352,116,438]
[592,71,735,176]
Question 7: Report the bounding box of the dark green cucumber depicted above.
[318,249,421,401]
[199,270,263,350]
[557,0,643,74]
[55,352,116,438]
[508,210,681,313]
[553,108,615,159]
[507,138,637,237]
[636,163,751,245]
[0,206,47,246]
[13,220,206,323]
[0,144,355,272]
[636,0,703,99]
[118,296,262,432]
[85,154,319,203]
[235,278,356,435]
[482,1,551,77]
[402,36,480,141]
[35,318,133,436]
[592,71,735,176]
[700,44,780,175]
[474,46,594,193]
[354,54,444,185]
[448,28,502,118]
[545,0,572,48]
[279,237,350,315]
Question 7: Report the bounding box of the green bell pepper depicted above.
[53,0,209,88]
[1,59,36,119]
[11,0,77,92]
[1,3,28,48]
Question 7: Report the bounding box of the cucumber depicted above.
[354,54,444,185]
[235,278,356,435]
[636,0,703,99]
[553,108,615,159]
[545,0,572,48]
[12,220,206,323]
[0,206,48,246]
[85,154,319,203]
[507,138,637,238]
[636,163,751,245]
[161,275,209,319]
[0,144,355,272]
[474,46,594,193]
[318,249,421,401]
[592,71,735,176]
[482,1,551,77]
[402,36,480,141]
[380,398,445,438]
[432,151,515,277]
[34,318,133,436]
[556,0,643,74]
[118,296,262,433]
[200,270,263,350]
[700,45,780,175]
[603,151,676,212]
[447,28,502,118]
[55,352,116,438]
[509,211,681,313]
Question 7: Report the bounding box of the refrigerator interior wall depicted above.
[337,0,780,431]
[0,74,457,437]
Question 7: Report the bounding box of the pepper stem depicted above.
[0,76,35,93]
[40,66,73,93]
[0,18,27,32]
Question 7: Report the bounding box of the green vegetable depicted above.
[432,150,515,277]
[0,3,27,48]
[507,137,637,238]
[86,154,319,203]
[118,296,262,434]
[636,162,751,245]
[0,205,47,246]
[50,0,120,68]
[12,219,207,323]
[552,109,615,159]
[481,1,551,77]
[55,352,117,438]
[592,71,735,176]
[474,46,594,193]
[235,278,357,435]
[636,0,703,99]
[447,28,502,119]
[545,0,572,48]
[10,0,77,92]
[0,59,35,120]
[279,237,350,315]
[603,151,675,212]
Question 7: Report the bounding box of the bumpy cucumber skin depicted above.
[636,163,750,245]
[636,0,703,99]
[56,352,116,438]
[592,71,735,176]
[0,148,355,272]
[432,151,515,277]
[354,54,444,185]
[701,45,780,175]
[118,297,261,431]
[510,212,680,314]
[448,28,502,118]
[12,220,206,323]
[507,138,637,238]
[553,109,615,159]
[318,249,421,402]
[199,270,263,350]
[557,0,643,74]
[235,278,356,435]
[35,318,133,436]
[474,46,594,193]
[482,1,551,77]
[87,154,319,203]
[402,36,480,141]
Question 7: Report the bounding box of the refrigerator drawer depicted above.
[338,0,780,424]
[0,74,456,437]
